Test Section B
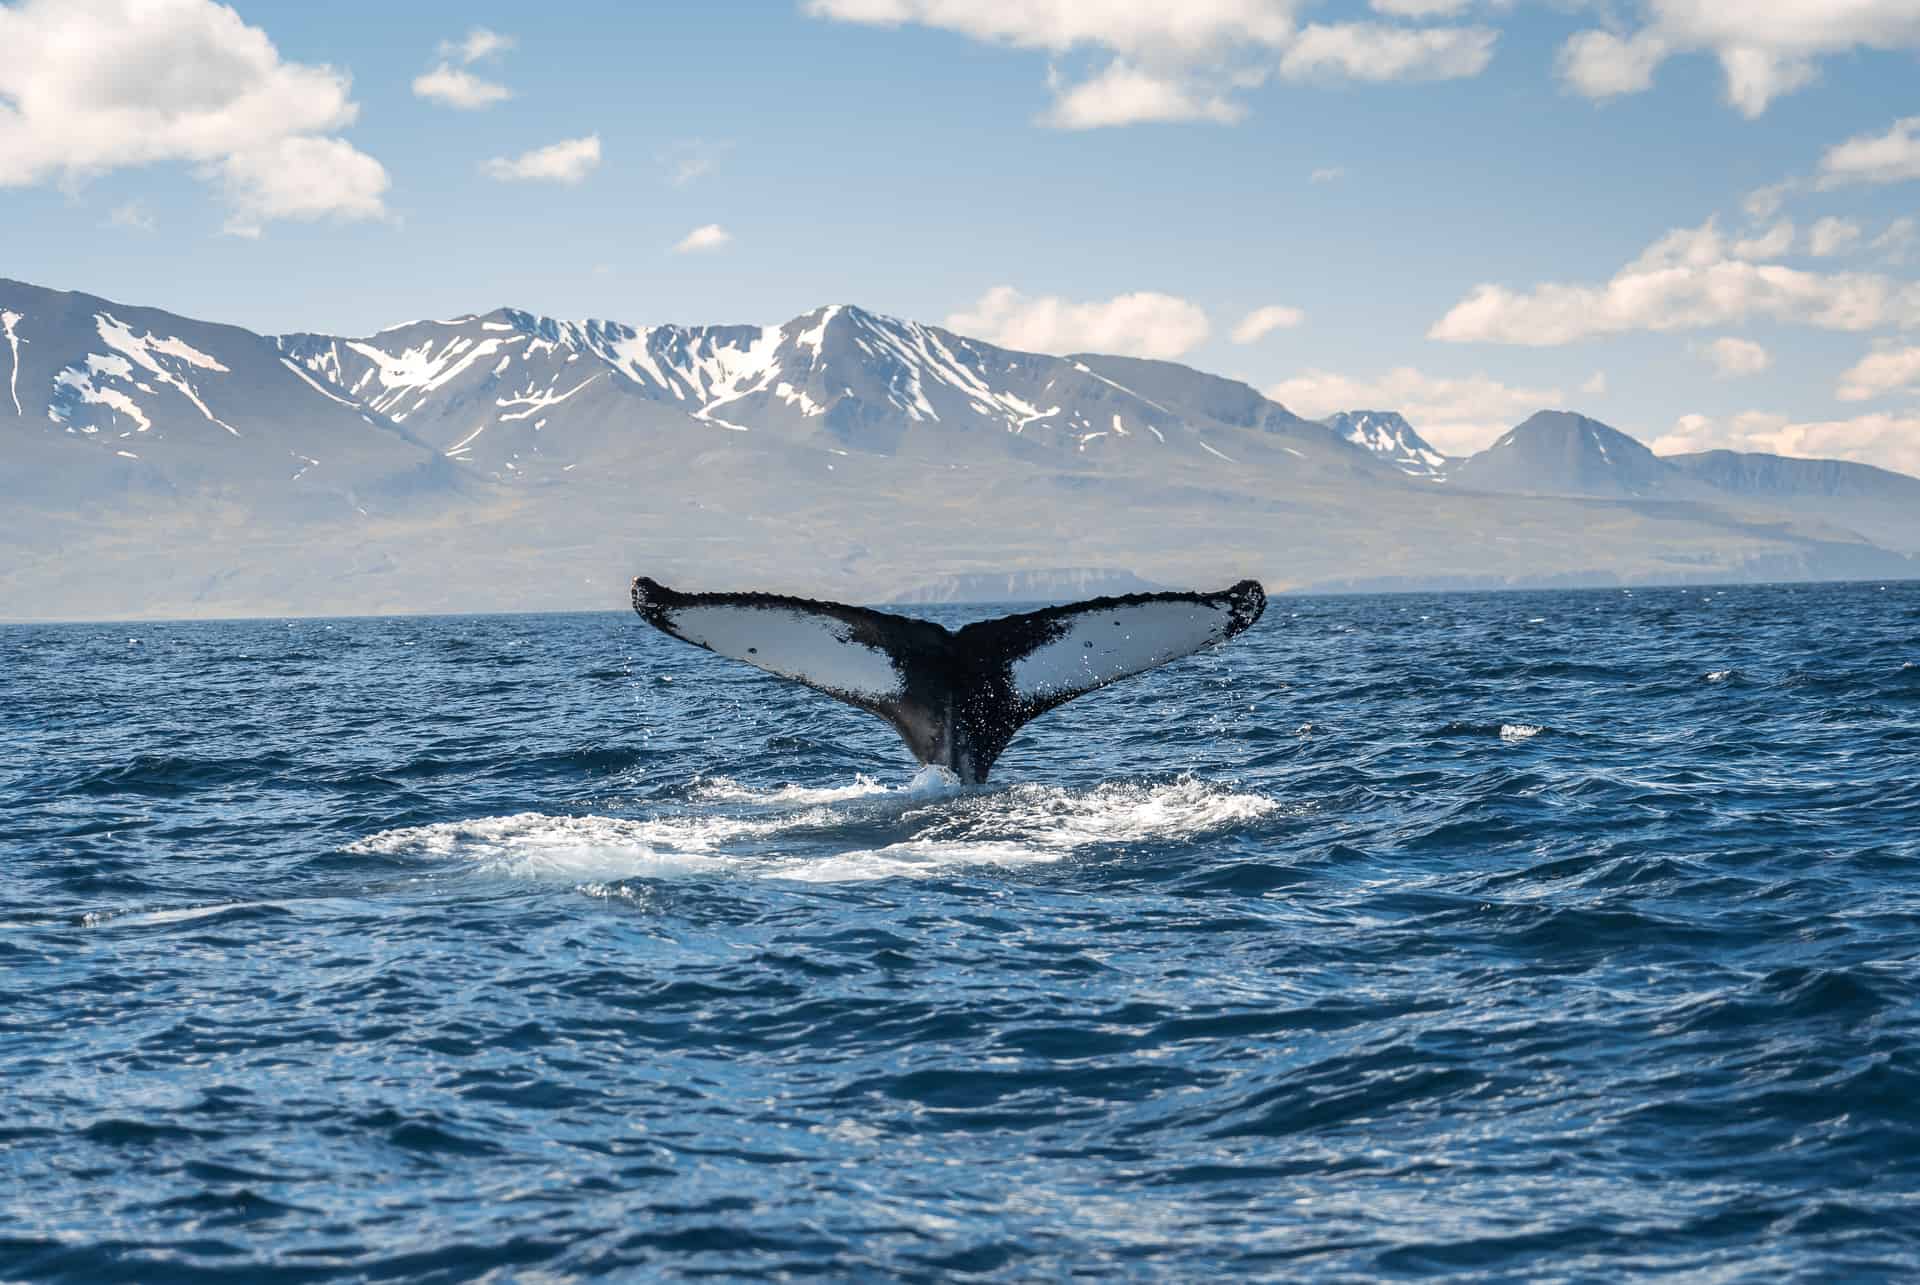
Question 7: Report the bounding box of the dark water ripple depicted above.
[4,581,1920,1280]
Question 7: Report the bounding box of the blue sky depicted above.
[4,0,1919,468]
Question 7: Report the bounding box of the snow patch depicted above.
[1,310,22,416]
[93,313,238,436]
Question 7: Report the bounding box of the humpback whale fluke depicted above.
[630,576,1266,784]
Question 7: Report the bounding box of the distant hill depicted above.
[1451,410,1714,500]
[1666,449,1920,555]
[1665,449,1920,503]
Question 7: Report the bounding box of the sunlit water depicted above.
[4,582,1919,1279]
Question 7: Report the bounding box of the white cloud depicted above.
[442,27,515,64]
[106,200,154,232]
[1819,116,1920,188]
[1808,216,1863,257]
[1699,336,1771,377]
[218,135,390,237]
[0,0,386,229]
[1310,166,1345,183]
[673,223,732,253]
[1742,181,1796,220]
[412,64,511,110]
[1581,371,1608,396]
[1370,0,1474,14]
[802,0,1298,59]
[1730,220,1793,260]
[947,286,1211,360]
[1277,23,1495,82]
[1651,408,1920,477]
[1263,365,1562,456]
[1557,29,1668,99]
[661,138,732,187]
[483,135,601,184]
[1041,62,1244,129]
[1231,304,1306,344]
[1430,216,1920,346]
[804,0,1497,129]
[1837,343,1920,400]
[1873,216,1917,265]
[418,28,513,109]
[1558,1,1920,118]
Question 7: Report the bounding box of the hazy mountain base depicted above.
[8,444,1909,621]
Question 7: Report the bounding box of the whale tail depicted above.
[630,576,1266,784]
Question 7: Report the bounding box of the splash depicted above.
[347,774,1279,885]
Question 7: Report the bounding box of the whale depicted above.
[630,576,1266,784]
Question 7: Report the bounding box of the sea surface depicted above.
[4,581,1919,1281]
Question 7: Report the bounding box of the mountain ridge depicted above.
[2,275,1915,620]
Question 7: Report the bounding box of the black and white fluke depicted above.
[630,576,1266,784]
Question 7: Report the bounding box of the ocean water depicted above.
[4,581,1919,1281]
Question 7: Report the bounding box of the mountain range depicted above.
[3,275,1915,620]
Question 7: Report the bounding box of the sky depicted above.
[4,0,1920,471]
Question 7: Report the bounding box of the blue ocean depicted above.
[5,580,1919,1280]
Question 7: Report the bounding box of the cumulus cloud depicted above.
[1651,409,1920,477]
[416,25,514,110]
[1370,0,1475,14]
[0,0,387,229]
[1557,1,1920,118]
[804,0,1497,129]
[1557,28,1668,99]
[1263,365,1563,456]
[442,27,515,64]
[219,135,390,237]
[673,223,732,253]
[1742,181,1796,221]
[1818,116,1920,188]
[1429,216,1920,346]
[1874,217,1918,266]
[483,135,601,184]
[947,286,1211,361]
[1230,305,1306,344]
[1041,62,1244,129]
[1277,23,1495,82]
[1699,336,1771,377]
[1809,216,1863,257]
[413,64,511,110]
[1837,344,1920,400]
[802,0,1297,58]
[1730,220,1794,259]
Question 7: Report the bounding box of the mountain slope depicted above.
[0,277,457,519]
[1322,410,1449,479]
[1452,410,1712,499]
[1665,448,1920,555]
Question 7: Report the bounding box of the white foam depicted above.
[690,773,894,805]
[1705,669,1733,683]
[347,775,1277,886]
[1499,723,1544,741]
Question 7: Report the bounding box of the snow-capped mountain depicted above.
[1322,410,1449,479]
[5,275,1918,619]
[0,277,453,517]
[275,304,1381,483]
